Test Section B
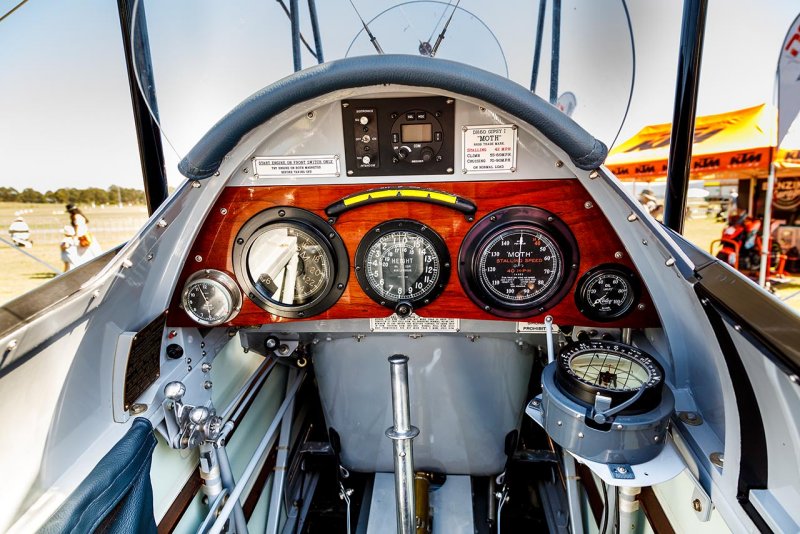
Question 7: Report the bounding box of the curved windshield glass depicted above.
[134,0,635,185]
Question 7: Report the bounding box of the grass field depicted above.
[0,202,148,303]
[0,202,797,313]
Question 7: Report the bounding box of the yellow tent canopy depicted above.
[605,104,777,181]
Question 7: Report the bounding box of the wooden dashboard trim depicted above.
[168,180,659,328]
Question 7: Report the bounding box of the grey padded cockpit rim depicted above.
[178,54,607,179]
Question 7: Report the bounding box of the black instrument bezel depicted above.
[354,219,451,311]
[458,206,579,318]
[232,207,349,318]
[574,264,640,322]
[555,340,665,413]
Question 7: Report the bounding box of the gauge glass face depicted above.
[364,230,440,302]
[183,279,232,325]
[568,351,652,392]
[581,270,635,319]
[247,225,332,306]
[478,228,563,305]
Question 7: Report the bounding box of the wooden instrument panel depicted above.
[168,180,659,327]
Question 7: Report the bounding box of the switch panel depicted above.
[342,96,455,177]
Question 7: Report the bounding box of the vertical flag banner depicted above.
[778,13,800,146]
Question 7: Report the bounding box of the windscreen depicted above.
[133,0,638,186]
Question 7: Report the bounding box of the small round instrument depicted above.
[355,219,450,313]
[575,265,639,321]
[181,270,242,326]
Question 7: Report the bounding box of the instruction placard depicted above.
[253,155,340,178]
[462,125,517,173]
[371,313,460,333]
[516,322,561,334]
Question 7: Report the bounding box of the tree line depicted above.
[0,186,146,205]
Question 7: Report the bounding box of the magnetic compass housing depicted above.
[528,340,674,465]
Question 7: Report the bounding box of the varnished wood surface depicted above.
[168,180,659,327]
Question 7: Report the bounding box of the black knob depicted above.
[166,343,184,360]
[397,146,411,160]
[395,302,413,317]
[420,147,435,162]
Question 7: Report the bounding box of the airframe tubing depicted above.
[207,370,306,534]
[386,354,419,534]
[265,368,297,534]
[290,0,302,72]
[530,0,547,92]
[663,0,708,233]
[307,0,324,63]
[116,0,168,214]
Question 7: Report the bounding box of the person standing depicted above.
[60,225,79,271]
[65,204,102,261]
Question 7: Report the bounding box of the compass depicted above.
[555,340,664,415]
[527,340,674,465]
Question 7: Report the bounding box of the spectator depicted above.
[66,204,102,261]
[60,225,79,271]
[8,216,32,247]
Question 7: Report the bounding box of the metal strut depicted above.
[386,355,419,534]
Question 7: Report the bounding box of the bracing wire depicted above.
[609,0,636,151]
[130,0,183,160]
[344,1,509,78]
[0,0,29,24]
[426,0,452,43]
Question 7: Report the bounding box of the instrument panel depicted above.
[170,179,659,328]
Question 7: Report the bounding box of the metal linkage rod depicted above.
[208,370,306,534]
[386,355,419,534]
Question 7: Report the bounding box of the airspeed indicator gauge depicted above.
[458,206,579,318]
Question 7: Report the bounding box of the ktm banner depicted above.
[607,147,771,180]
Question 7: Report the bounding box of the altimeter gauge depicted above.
[355,219,450,315]
[181,270,242,326]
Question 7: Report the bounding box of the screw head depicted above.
[693,499,702,512]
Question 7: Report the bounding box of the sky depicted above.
[0,0,798,192]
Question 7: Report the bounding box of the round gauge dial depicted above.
[181,270,242,326]
[458,206,579,318]
[555,340,664,413]
[355,220,450,312]
[575,265,639,321]
[247,225,332,306]
[232,207,349,318]
[478,226,563,305]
